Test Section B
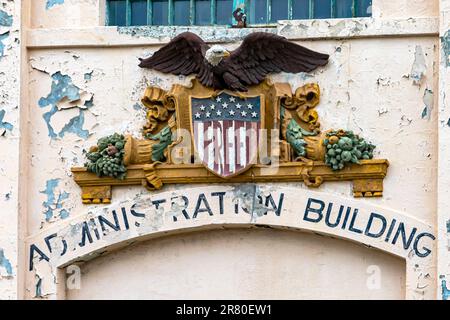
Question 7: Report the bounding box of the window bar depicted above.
[352,0,356,17]
[244,0,250,23]
[189,0,195,25]
[167,0,174,25]
[330,0,336,18]
[126,0,131,26]
[267,0,271,24]
[147,0,153,25]
[211,0,217,25]
[287,0,293,20]
[309,0,314,19]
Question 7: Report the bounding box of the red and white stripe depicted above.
[194,120,260,177]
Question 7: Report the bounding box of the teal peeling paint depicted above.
[0,248,13,276]
[0,10,13,27]
[442,30,450,68]
[84,71,93,81]
[39,72,92,139]
[46,0,65,10]
[58,110,90,139]
[442,280,450,300]
[40,179,71,221]
[421,89,433,120]
[0,109,13,133]
[0,32,9,57]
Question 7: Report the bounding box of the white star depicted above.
[222,102,228,109]
[216,110,222,116]
[210,104,215,110]
[205,111,211,118]
[229,97,236,102]
[247,103,253,109]
[241,111,247,117]
[200,105,206,111]
[216,97,222,102]
[236,103,242,109]
[229,110,235,116]
[251,112,258,118]
[195,112,201,119]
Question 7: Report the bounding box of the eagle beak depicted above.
[223,51,230,58]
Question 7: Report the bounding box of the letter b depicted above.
[304,198,325,223]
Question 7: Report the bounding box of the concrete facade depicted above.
[0,0,449,299]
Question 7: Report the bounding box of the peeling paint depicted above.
[0,109,13,135]
[58,110,90,139]
[421,89,434,120]
[0,249,13,277]
[40,179,70,222]
[0,10,13,27]
[84,71,93,81]
[46,0,65,10]
[411,45,427,85]
[117,26,276,42]
[442,30,450,68]
[0,31,9,57]
[442,280,450,300]
[38,72,93,139]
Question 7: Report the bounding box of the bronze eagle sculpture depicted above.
[138,32,329,92]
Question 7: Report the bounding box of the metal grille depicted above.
[107,0,372,26]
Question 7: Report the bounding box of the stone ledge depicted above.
[72,159,389,203]
[26,17,439,49]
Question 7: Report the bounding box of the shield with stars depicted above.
[190,92,264,178]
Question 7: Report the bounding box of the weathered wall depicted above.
[66,229,406,300]
[0,0,20,300]
[437,0,450,302]
[0,0,447,299]
[372,0,438,19]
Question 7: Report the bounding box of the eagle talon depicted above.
[210,90,222,99]
[235,92,248,100]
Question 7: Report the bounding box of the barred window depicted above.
[107,0,372,26]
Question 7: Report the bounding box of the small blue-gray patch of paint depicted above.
[58,110,90,139]
[0,248,13,276]
[59,209,70,219]
[0,32,9,58]
[46,0,65,10]
[447,119,450,127]
[133,103,142,110]
[84,71,93,81]
[442,280,450,300]
[0,10,13,27]
[84,96,94,108]
[421,107,428,119]
[0,109,13,133]
[35,278,42,297]
[447,220,450,233]
[442,30,450,68]
[421,89,433,120]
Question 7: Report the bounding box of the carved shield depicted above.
[190,92,263,178]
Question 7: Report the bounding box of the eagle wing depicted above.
[223,32,329,86]
[138,32,213,87]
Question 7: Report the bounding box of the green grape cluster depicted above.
[323,130,375,171]
[84,133,127,179]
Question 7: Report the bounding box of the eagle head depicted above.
[205,45,230,66]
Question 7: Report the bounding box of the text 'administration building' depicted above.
[0,0,449,300]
